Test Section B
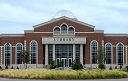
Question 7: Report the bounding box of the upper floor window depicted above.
[68,27,74,34]
[90,40,98,64]
[53,23,75,35]
[116,43,124,65]
[105,43,112,64]
[54,27,60,34]
[61,24,67,34]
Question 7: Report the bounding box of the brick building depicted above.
[0,11,127,68]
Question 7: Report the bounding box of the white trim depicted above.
[30,40,38,64]
[4,43,12,66]
[53,44,55,60]
[105,42,113,64]
[1,34,24,37]
[34,32,53,33]
[15,43,23,64]
[1,47,2,64]
[80,44,83,65]
[116,42,124,65]
[45,44,48,65]
[104,34,127,37]
[73,44,75,61]
[126,46,127,64]
[33,16,95,29]
[24,30,34,33]
[24,40,26,51]
[53,23,75,35]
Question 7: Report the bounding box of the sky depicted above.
[0,0,128,34]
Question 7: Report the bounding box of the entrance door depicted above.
[56,58,72,67]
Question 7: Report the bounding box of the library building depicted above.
[0,10,128,68]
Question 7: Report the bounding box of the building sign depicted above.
[54,37,74,41]
[42,37,86,44]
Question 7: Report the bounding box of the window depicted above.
[4,43,11,66]
[48,45,53,64]
[75,44,80,62]
[30,41,38,64]
[16,43,23,64]
[53,24,75,35]
[68,27,74,34]
[91,40,98,64]
[61,24,67,34]
[117,43,124,65]
[105,43,112,64]
[54,27,60,34]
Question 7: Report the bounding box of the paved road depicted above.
[0,78,128,81]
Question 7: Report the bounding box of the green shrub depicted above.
[11,66,14,69]
[115,66,117,69]
[126,66,128,71]
[5,66,8,69]
[17,66,19,69]
[57,61,63,67]
[98,64,105,69]
[109,66,112,70]
[120,65,122,70]
[0,66,2,69]
[0,69,127,79]
[72,61,83,70]
[50,60,56,69]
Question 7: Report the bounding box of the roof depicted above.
[33,16,95,29]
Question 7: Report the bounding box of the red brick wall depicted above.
[34,19,94,32]
[24,33,52,64]
[0,36,24,64]
[76,33,104,64]
[104,36,128,64]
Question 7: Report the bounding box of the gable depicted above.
[34,16,94,32]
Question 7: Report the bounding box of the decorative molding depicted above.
[104,34,127,37]
[0,34,24,37]
[33,16,95,29]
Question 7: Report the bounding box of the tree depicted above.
[19,50,30,69]
[98,48,105,69]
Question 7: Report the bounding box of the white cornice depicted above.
[24,30,34,33]
[104,34,128,37]
[33,16,95,29]
[0,34,24,37]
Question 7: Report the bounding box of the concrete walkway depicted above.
[0,78,128,81]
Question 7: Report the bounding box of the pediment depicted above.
[33,16,95,29]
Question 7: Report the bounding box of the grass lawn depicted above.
[0,69,127,79]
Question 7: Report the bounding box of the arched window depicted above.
[68,27,74,34]
[61,24,67,34]
[105,43,112,64]
[90,40,98,64]
[54,27,60,34]
[16,43,23,64]
[4,43,11,66]
[30,41,38,64]
[117,43,124,65]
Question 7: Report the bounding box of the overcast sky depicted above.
[0,0,128,34]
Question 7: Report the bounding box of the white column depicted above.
[45,44,48,65]
[73,44,75,61]
[102,40,105,64]
[80,44,83,65]
[126,46,127,64]
[53,44,55,61]
[1,47,2,64]
[24,40,26,51]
